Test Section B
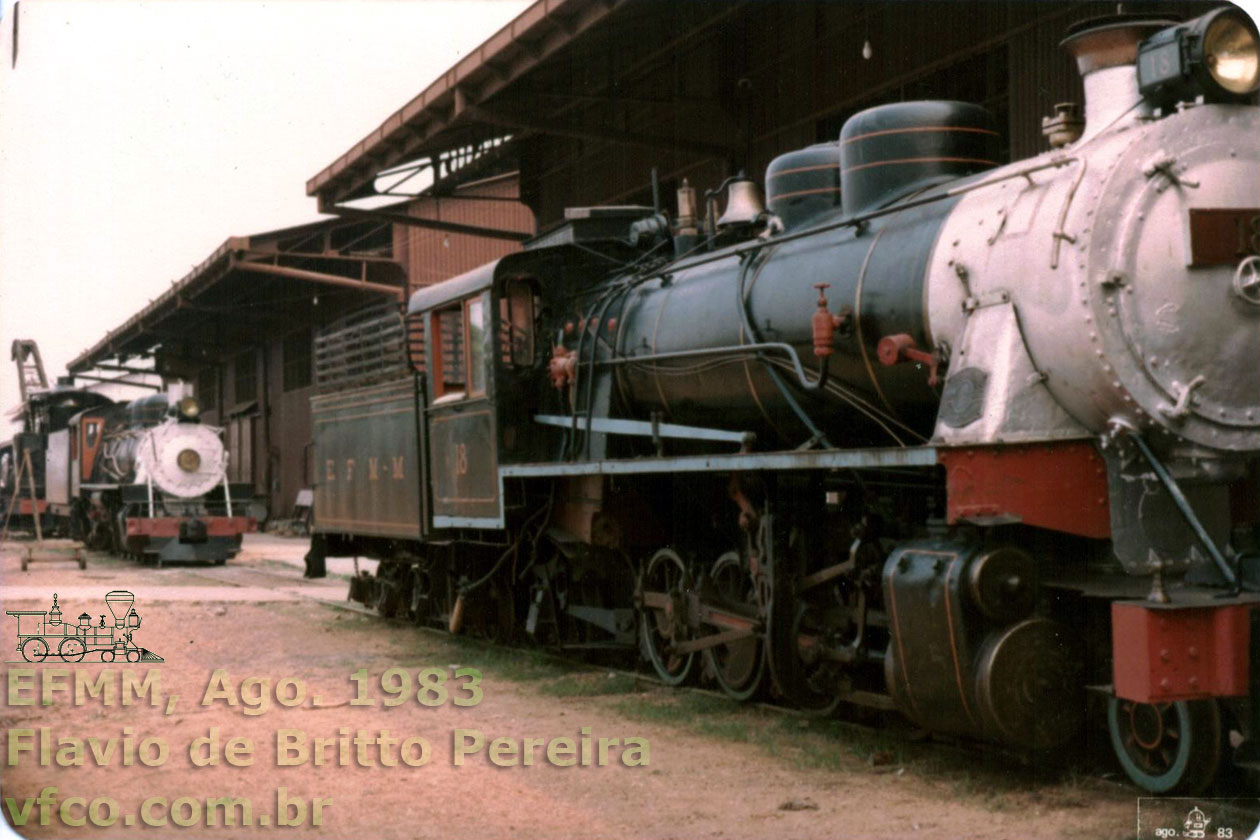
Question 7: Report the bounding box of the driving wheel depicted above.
[640,548,695,686]
[703,551,765,701]
[20,637,49,663]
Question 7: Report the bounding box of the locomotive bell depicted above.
[716,174,765,228]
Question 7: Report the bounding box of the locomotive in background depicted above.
[1,340,114,537]
[1,340,254,565]
[307,8,1260,795]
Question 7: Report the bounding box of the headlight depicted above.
[1138,9,1260,106]
[176,449,202,472]
[1204,11,1259,94]
[178,396,201,420]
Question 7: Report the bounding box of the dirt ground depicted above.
[0,535,1149,839]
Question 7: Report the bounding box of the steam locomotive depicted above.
[307,9,1260,795]
[2,380,255,565]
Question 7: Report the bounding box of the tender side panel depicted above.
[311,378,421,540]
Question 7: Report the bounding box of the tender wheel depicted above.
[58,638,87,663]
[703,551,765,701]
[640,548,696,686]
[20,637,49,662]
[409,564,435,626]
[1108,697,1222,795]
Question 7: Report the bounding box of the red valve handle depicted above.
[877,333,940,386]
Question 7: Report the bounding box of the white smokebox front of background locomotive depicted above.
[135,422,227,498]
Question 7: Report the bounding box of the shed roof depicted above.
[307,0,747,207]
[68,218,406,375]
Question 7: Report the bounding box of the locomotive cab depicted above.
[408,251,573,529]
[413,262,504,528]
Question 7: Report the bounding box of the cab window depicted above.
[499,279,536,368]
[466,295,486,397]
[430,292,489,402]
[432,305,466,400]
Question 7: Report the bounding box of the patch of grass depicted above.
[610,691,743,726]
[609,692,861,769]
[539,672,642,697]
[950,773,978,799]
[430,636,572,682]
[611,692,765,742]
[983,791,1014,813]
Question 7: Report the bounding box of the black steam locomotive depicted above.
[2,373,255,565]
[306,9,1260,795]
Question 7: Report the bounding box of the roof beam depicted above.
[87,362,157,375]
[71,373,162,391]
[308,0,629,203]
[465,104,735,158]
[228,256,406,301]
[316,200,531,242]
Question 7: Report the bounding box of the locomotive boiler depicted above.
[309,8,1260,796]
[20,388,259,566]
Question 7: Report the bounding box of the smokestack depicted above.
[1060,14,1177,142]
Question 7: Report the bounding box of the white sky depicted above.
[0,0,529,437]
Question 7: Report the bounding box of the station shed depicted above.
[307,0,1216,227]
[68,171,533,523]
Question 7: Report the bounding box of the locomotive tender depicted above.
[308,9,1260,794]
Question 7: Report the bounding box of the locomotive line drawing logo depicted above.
[5,591,163,663]
[1183,805,1210,839]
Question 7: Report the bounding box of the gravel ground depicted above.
[0,534,1149,839]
